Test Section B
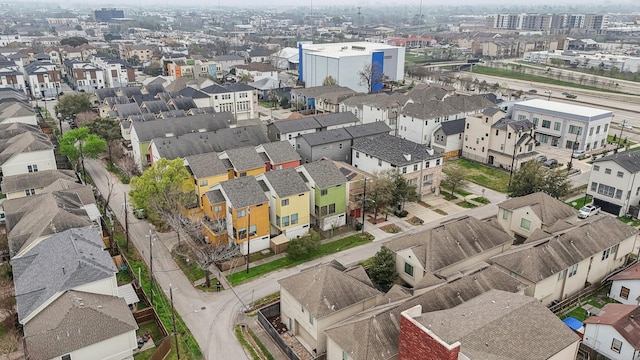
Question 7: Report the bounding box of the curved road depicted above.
[85,159,501,359]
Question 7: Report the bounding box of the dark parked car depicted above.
[536,155,548,163]
[543,159,558,168]
[566,94,577,99]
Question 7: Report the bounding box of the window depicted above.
[618,171,624,178]
[282,216,290,227]
[291,213,298,225]
[27,164,38,173]
[320,189,328,196]
[237,227,247,239]
[508,132,511,139]
[199,179,208,186]
[596,125,601,134]
[309,312,314,325]
[25,188,35,196]
[598,184,616,197]
[502,209,510,220]
[329,203,336,214]
[436,159,441,166]
[589,127,594,136]
[520,218,531,230]
[518,114,526,120]
[404,262,414,277]
[593,165,600,171]
[413,164,418,171]
[602,247,613,260]
[604,124,609,132]
[240,172,247,177]
[378,159,382,167]
[237,210,246,218]
[557,269,566,281]
[568,125,582,135]
[532,117,539,126]
[62,355,71,360]
[605,168,612,175]
[620,286,630,300]
[402,167,407,174]
[591,182,598,191]
[214,205,222,214]
[342,351,348,360]
[339,143,343,149]
[616,189,623,199]
[554,122,561,131]
[249,225,256,236]
[568,264,578,277]
[542,120,551,128]
[425,161,430,168]
[281,199,289,206]
[276,215,281,226]
[356,152,359,158]
[611,338,622,354]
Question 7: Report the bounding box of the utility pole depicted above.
[124,194,129,252]
[246,208,251,273]
[170,284,180,360]
[361,177,367,235]
[617,119,626,151]
[149,230,154,305]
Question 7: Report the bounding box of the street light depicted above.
[545,90,552,101]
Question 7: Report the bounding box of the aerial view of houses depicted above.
[0,2,640,360]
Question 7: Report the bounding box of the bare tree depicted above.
[358,62,388,93]
[117,156,140,178]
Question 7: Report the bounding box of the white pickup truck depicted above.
[578,205,601,219]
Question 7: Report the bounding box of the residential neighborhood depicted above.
[0,2,640,360]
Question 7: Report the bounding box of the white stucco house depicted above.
[0,132,57,177]
[587,151,640,217]
[584,304,640,360]
[609,262,640,305]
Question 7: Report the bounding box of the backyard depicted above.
[446,158,510,193]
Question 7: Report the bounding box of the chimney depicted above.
[399,305,460,360]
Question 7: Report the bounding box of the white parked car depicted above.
[578,205,600,219]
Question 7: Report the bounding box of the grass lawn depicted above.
[197,278,224,292]
[227,234,373,286]
[447,159,510,193]
[618,216,640,227]
[561,307,589,322]
[471,197,490,204]
[457,201,478,209]
[471,66,625,94]
[607,135,635,146]
[442,192,458,201]
[434,209,448,215]
[566,195,592,210]
[441,186,472,196]
[172,244,208,283]
[116,269,133,285]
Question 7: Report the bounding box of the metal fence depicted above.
[257,302,300,360]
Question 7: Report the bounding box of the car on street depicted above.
[572,150,586,159]
[536,154,548,163]
[561,91,570,96]
[543,158,558,168]
[578,205,601,219]
[566,93,577,99]
[623,124,634,130]
[528,89,537,94]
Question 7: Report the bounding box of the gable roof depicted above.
[584,303,640,349]
[168,97,197,111]
[609,261,640,281]
[312,112,359,128]
[343,121,392,138]
[299,159,347,188]
[0,132,54,165]
[594,151,640,173]
[269,117,321,133]
[440,118,466,135]
[413,290,579,360]
[151,125,269,160]
[223,146,265,172]
[258,141,300,165]
[279,263,380,319]
[0,101,35,119]
[219,176,268,208]
[185,153,229,179]
[352,134,441,167]
[0,122,43,139]
[386,217,513,273]
[12,227,116,323]
[131,113,233,142]
[491,216,637,282]
[140,99,170,114]
[498,192,577,227]
[261,168,309,198]
[113,103,142,119]
[1,169,77,194]
[23,290,137,359]
[300,128,351,146]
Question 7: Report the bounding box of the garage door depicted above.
[593,198,622,216]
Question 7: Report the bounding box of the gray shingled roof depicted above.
[204,189,226,204]
[1,169,77,193]
[440,118,466,135]
[185,153,229,179]
[594,151,640,173]
[152,126,269,160]
[12,227,116,322]
[386,216,514,273]
[313,112,359,128]
[0,101,35,119]
[131,113,233,142]
[0,132,54,165]
[324,265,528,360]
[278,263,380,319]
[219,176,268,208]
[223,146,266,172]
[23,290,137,359]
[299,128,351,146]
[352,134,440,167]
[141,99,170,114]
[269,117,321,133]
[343,121,392,138]
[262,168,309,198]
[492,216,637,282]
[114,103,142,118]
[498,192,577,227]
[169,97,197,111]
[300,159,347,188]
[0,122,43,139]
[259,141,301,165]
[414,290,579,360]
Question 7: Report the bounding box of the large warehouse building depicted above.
[298,42,405,93]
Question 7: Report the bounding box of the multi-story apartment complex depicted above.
[90,54,135,88]
[62,60,105,92]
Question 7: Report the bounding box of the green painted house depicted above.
[297,159,348,231]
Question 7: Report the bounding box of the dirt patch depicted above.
[367,216,386,224]
[380,224,402,234]
[406,216,424,226]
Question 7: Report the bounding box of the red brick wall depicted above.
[398,316,460,360]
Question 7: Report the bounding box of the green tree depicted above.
[59,127,107,181]
[366,175,393,221]
[322,76,337,86]
[60,36,88,47]
[508,161,571,199]
[238,73,252,84]
[441,164,467,196]
[390,172,418,211]
[55,93,93,121]
[143,62,163,76]
[286,231,321,260]
[87,117,122,165]
[104,33,114,42]
[368,247,397,291]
